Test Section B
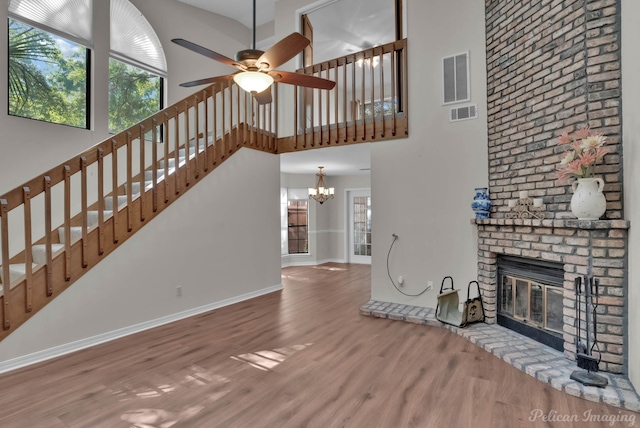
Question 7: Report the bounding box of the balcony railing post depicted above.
[1,198,11,329]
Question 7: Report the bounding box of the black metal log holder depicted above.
[570,275,608,388]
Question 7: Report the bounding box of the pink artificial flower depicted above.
[558,132,572,145]
[594,146,609,159]
[579,151,596,168]
[574,127,592,139]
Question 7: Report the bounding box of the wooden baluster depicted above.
[63,165,71,281]
[268,97,273,151]
[303,85,307,148]
[310,85,315,148]
[184,102,191,187]
[80,157,88,268]
[361,53,366,141]
[229,82,235,150]
[236,84,241,148]
[202,90,209,171]
[334,63,339,144]
[319,67,323,146]
[111,139,120,243]
[343,62,347,143]
[380,50,385,138]
[351,58,356,142]
[274,83,278,150]
[97,148,105,255]
[126,133,133,232]
[193,95,200,179]
[22,187,33,312]
[174,109,181,194]
[1,199,10,329]
[261,101,266,149]
[139,126,146,222]
[402,42,408,135]
[152,119,158,212]
[44,176,53,295]
[243,89,248,146]
[294,85,298,150]
[222,85,227,157]
[164,113,170,202]
[371,50,376,140]
[391,47,397,137]
[326,65,330,144]
[213,90,218,165]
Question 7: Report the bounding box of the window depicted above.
[108,59,162,133]
[8,18,89,128]
[109,0,166,134]
[287,200,309,254]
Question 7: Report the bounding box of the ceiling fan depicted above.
[172,0,336,105]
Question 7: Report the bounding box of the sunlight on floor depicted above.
[230,343,312,372]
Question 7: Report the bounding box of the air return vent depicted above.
[450,104,477,122]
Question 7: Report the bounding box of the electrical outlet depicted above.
[427,281,433,291]
[176,285,182,297]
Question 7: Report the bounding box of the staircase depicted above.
[0,39,409,343]
[0,82,277,340]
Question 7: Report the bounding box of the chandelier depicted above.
[308,166,334,204]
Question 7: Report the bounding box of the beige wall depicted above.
[622,0,639,388]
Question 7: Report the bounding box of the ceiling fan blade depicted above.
[270,70,336,90]
[256,33,310,71]
[253,90,272,105]
[172,38,240,69]
[179,74,236,88]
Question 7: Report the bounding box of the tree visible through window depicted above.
[108,58,162,134]
[8,18,88,128]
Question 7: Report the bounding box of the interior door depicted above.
[348,189,371,264]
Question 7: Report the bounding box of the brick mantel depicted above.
[472,219,628,374]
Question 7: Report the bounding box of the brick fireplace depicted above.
[479,0,628,374]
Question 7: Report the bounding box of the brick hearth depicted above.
[473,218,629,374]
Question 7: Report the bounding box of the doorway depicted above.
[347,189,371,264]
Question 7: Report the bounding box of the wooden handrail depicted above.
[278,38,408,154]
[0,80,277,340]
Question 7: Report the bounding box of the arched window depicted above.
[8,0,92,128]
[109,0,167,133]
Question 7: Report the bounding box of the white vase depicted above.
[571,177,606,220]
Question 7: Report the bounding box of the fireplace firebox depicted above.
[497,256,564,351]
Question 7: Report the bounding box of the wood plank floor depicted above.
[0,263,636,427]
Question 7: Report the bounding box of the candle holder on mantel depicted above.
[506,191,546,220]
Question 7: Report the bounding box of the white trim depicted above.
[309,229,344,235]
[281,258,345,268]
[0,284,282,375]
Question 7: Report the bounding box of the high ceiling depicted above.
[176,0,395,175]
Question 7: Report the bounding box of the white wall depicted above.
[0,148,281,365]
[621,0,640,389]
[280,172,370,266]
[274,0,487,307]
[370,0,488,307]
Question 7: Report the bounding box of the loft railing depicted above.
[278,38,408,153]
[0,80,276,339]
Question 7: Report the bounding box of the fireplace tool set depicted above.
[570,275,608,388]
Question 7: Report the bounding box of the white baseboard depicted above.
[0,284,283,375]
[281,258,346,268]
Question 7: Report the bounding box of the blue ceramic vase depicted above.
[471,187,491,219]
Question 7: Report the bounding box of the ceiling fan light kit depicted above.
[172,0,335,104]
[233,71,274,93]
